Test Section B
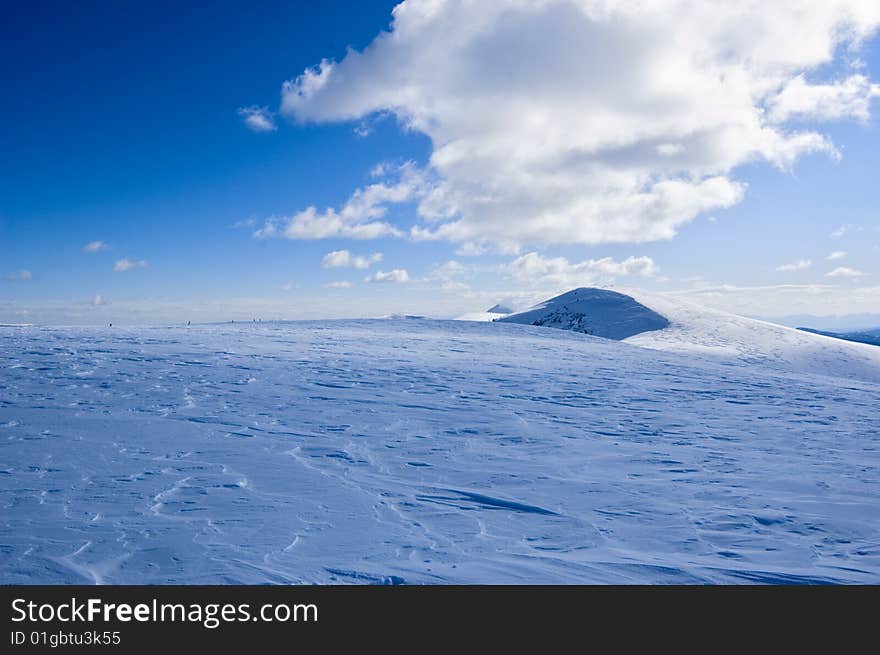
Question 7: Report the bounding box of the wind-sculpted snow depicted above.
[1,320,879,584]
[498,288,669,340]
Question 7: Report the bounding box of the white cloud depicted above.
[436,259,465,273]
[768,74,880,123]
[92,294,106,306]
[439,280,470,292]
[825,266,865,278]
[656,143,685,156]
[504,252,658,287]
[365,269,410,284]
[283,58,334,107]
[827,250,848,260]
[113,258,147,272]
[279,0,880,250]
[429,259,468,279]
[253,163,424,241]
[369,162,391,178]
[776,259,812,272]
[238,106,277,132]
[82,240,111,253]
[426,259,472,291]
[3,270,32,281]
[321,250,383,269]
[324,280,353,289]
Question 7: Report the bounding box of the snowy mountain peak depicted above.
[486,304,513,315]
[497,287,670,340]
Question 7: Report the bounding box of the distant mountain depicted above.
[486,304,513,315]
[760,313,880,331]
[497,288,669,340]
[797,327,880,347]
[454,303,515,322]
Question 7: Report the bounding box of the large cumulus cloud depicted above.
[274,0,880,251]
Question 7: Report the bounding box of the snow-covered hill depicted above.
[466,286,880,385]
[497,288,669,340]
[622,291,880,384]
[2,319,878,584]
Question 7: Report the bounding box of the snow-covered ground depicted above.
[454,311,509,322]
[1,313,879,584]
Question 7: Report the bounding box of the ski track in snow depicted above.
[1,319,879,584]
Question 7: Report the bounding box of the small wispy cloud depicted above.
[113,258,147,272]
[3,270,32,281]
[429,259,469,278]
[775,259,811,272]
[231,218,257,229]
[324,280,353,289]
[826,251,847,260]
[82,240,111,253]
[439,280,470,292]
[831,224,860,238]
[92,294,106,306]
[369,162,390,178]
[426,260,473,291]
[321,250,383,269]
[825,267,865,278]
[365,269,409,284]
[238,106,277,132]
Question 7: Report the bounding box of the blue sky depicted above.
[2,1,879,324]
